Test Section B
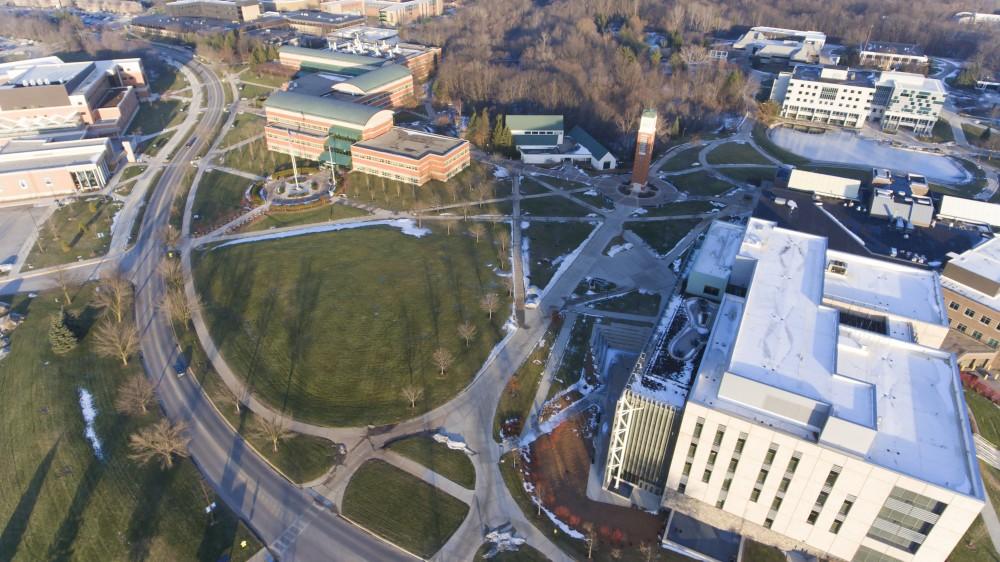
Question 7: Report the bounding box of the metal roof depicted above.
[506,114,563,132]
[279,45,384,67]
[335,63,410,94]
[567,125,610,159]
[513,133,560,146]
[264,90,387,127]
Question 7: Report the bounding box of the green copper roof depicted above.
[568,125,611,159]
[338,64,412,94]
[513,133,560,146]
[506,114,564,132]
[264,90,386,127]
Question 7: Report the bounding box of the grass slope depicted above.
[27,197,121,269]
[523,222,595,291]
[240,203,369,233]
[386,434,476,488]
[0,289,259,561]
[627,219,701,256]
[191,170,254,229]
[706,142,773,165]
[342,459,468,558]
[668,171,736,196]
[219,113,264,148]
[194,224,511,426]
[966,389,1000,446]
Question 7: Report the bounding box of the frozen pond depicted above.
[769,127,969,183]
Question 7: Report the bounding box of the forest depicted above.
[405,0,999,150]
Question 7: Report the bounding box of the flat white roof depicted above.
[688,219,980,496]
[693,221,744,280]
[878,71,946,94]
[938,195,1000,228]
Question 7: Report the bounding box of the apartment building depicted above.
[658,219,981,562]
[940,237,1000,373]
[0,56,148,138]
[351,126,469,185]
[771,65,945,135]
[164,0,261,23]
[859,42,929,71]
[0,137,114,203]
[263,90,393,166]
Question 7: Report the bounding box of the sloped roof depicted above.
[334,64,411,94]
[506,114,563,132]
[568,125,611,160]
[264,90,387,127]
[513,133,560,146]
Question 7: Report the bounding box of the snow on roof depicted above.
[822,249,947,326]
[688,218,980,497]
[692,221,744,280]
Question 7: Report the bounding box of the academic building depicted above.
[351,126,469,185]
[940,237,1000,374]
[0,137,114,203]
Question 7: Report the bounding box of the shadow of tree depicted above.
[0,438,60,557]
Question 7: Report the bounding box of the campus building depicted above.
[327,26,440,81]
[0,56,148,138]
[859,42,929,71]
[506,115,615,169]
[164,0,261,23]
[364,0,443,26]
[0,137,114,203]
[868,169,934,228]
[330,64,414,107]
[351,126,469,185]
[771,65,946,135]
[940,237,1000,374]
[784,168,861,200]
[733,26,837,66]
[263,89,393,166]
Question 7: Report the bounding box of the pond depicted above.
[769,126,970,183]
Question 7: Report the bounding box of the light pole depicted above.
[327,144,337,192]
[285,127,300,191]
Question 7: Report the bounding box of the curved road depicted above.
[124,46,410,562]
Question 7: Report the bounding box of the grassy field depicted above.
[590,290,661,316]
[627,219,701,256]
[668,171,736,196]
[147,58,189,94]
[520,195,592,217]
[240,203,369,233]
[219,137,294,178]
[194,224,512,426]
[643,200,719,217]
[241,66,294,88]
[494,325,559,441]
[191,170,254,230]
[550,315,595,395]
[342,162,509,212]
[0,288,259,561]
[966,389,1000,445]
[573,190,614,210]
[660,146,703,172]
[119,165,147,183]
[386,434,476,488]
[342,460,469,558]
[533,176,588,190]
[129,99,186,135]
[474,543,549,561]
[27,196,121,269]
[237,83,273,100]
[523,222,595,291]
[743,540,785,562]
[928,119,956,144]
[519,178,552,195]
[706,142,773,165]
[950,516,1000,562]
[219,113,264,148]
[143,131,174,158]
[719,166,777,186]
[752,124,810,166]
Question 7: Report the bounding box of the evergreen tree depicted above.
[476,108,491,148]
[48,310,77,355]
[491,116,507,154]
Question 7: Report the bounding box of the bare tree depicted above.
[161,286,201,325]
[679,45,711,66]
[457,322,478,347]
[53,265,76,305]
[413,200,428,228]
[94,272,132,324]
[469,223,486,243]
[432,347,454,377]
[128,419,190,470]
[251,415,292,453]
[480,292,500,320]
[501,275,515,296]
[115,376,155,416]
[162,225,181,249]
[496,230,510,254]
[639,541,658,562]
[158,257,182,288]
[93,319,140,366]
[401,384,424,408]
[583,522,598,559]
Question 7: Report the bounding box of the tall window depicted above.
[866,487,947,554]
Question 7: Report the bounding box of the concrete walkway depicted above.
[518,311,577,442]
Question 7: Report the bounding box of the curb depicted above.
[338,513,425,561]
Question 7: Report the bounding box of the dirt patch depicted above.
[526,413,666,548]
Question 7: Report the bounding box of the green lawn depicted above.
[147,58,189,94]
[949,515,1000,562]
[661,146,703,172]
[590,290,661,316]
[27,196,121,269]
[237,83,273,100]
[522,222,595,291]
[194,224,512,426]
[966,389,1000,446]
[519,178,551,195]
[642,200,720,217]
[927,119,956,143]
[219,113,264,148]
[386,434,476,488]
[191,170,254,230]
[627,219,701,256]
[743,540,785,562]
[962,123,994,149]
[474,543,549,561]
[573,190,614,210]
[668,171,736,196]
[494,325,559,441]
[719,166,777,186]
[550,315,595,395]
[342,459,469,558]
[241,203,369,233]
[128,99,186,135]
[143,131,175,158]
[0,288,259,561]
[219,137,294,178]
[242,66,294,88]
[118,164,147,183]
[520,195,592,217]
[752,124,810,166]
[343,162,509,212]
[532,176,587,190]
[706,142,773,165]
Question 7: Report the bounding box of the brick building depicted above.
[940,237,1000,373]
[351,126,469,185]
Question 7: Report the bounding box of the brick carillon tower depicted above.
[631,109,658,189]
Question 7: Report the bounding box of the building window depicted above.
[949,301,960,311]
[973,330,984,340]
[703,285,720,297]
[965,307,976,318]
[988,339,999,349]
[982,315,993,327]
[693,419,704,439]
[957,323,968,333]
[866,486,947,554]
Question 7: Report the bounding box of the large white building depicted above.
[658,219,983,562]
[771,65,946,135]
[733,26,832,65]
